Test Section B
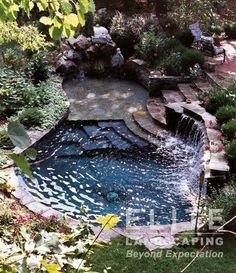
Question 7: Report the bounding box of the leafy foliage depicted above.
[226,140,236,171]
[0,125,13,149]
[18,108,43,129]
[216,105,236,124]
[207,183,236,221]
[222,120,236,140]
[224,22,236,39]
[205,89,235,114]
[170,0,218,30]
[110,12,159,57]
[136,31,203,75]
[96,214,120,230]
[27,52,50,84]
[0,0,95,40]
[175,30,194,47]
[0,22,50,52]
[7,121,31,149]
[0,196,120,273]
[0,68,66,129]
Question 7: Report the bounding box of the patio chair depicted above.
[189,22,212,45]
[201,36,226,63]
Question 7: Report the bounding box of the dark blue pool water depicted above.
[19,120,203,226]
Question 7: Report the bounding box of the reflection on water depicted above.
[19,120,204,226]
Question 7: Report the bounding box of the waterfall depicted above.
[176,114,207,146]
[175,114,207,192]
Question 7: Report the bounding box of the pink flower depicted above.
[10,204,18,211]
[28,214,35,220]
[16,216,26,223]
[217,144,224,152]
[40,215,47,221]
[234,132,236,138]
[209,120,213,126]
[204,145,210,151]
[59,227,66,234]
[217,134,224,141]
[50,214,58,221]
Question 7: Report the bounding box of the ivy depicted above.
[0,0,95,40]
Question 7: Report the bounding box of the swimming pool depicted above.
[18,120,203,226]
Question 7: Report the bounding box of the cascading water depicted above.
[175,114,207,190]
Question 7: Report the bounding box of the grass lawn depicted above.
[87,235,236,273]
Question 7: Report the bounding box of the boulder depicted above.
[100,43,117,58]
[60,43,72,53]
[85,45,99,60]
[63,49,83,63]
[73,35,92,51]
[93,25,109,37]
[56,57,78,74]
[91,34,113,45]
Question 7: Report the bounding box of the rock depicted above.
[100,43,117,58]
[91,34,113,45]
[63,49,83,63]
[56,57,78,74]
[66,37,78,47]
[93,24,109,37]
[85,45,99,59]
[60,43,72,53]
[124,58,149,88]
[73,35,92,51]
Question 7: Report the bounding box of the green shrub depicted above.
[158,52,183,76]
[159,16,179,36]
[224,23,236,39]
[0,125,13,149]
[18,108,43,129]
[39,78,67,129]
[1,42,28,71]
[226,140,236,171]
[136,31,203,75]
[175,30,194,47]
[110,12,159,57]
[0,68,67,128]
[0,22,50,52]
[210,24,224,36]
[216,105,236,124]
[27,52,49,84]
[180,47,204,73]
[136,32,180,66]
[222,120,236,140]
[207,184,236,221]
[205,90,235,114]
[135,31,164,65]
[0,69,36,117]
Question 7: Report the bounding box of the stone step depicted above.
[193,79,214,93]
[161,89,185,103]
[182,102,217,127]
[205,71,233,89]
[178,84,198,101]
[209,152,230,173]
[98,121,148,148]
[146,97,167,127]
[133,111,167,138]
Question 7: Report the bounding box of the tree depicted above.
[0,0,95,40]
